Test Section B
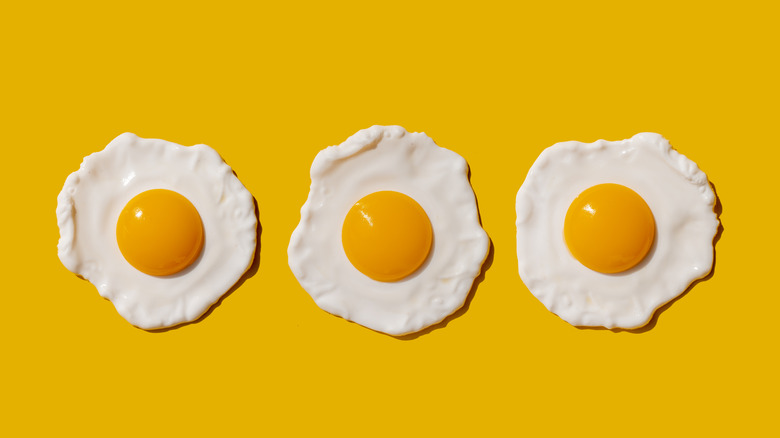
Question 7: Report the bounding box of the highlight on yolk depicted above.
[341,191,433,282]
[116,189,204,276]
[564,183,655,274]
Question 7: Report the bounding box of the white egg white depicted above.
[57,133,257,329]
[288,125,489,336]
[515,133,719,329]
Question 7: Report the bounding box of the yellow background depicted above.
[2,1,777,436]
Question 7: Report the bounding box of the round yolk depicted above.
[116,189,204,276]
[341,191,433,282]
[564,183,655,274]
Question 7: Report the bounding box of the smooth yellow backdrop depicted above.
[2,1,777,436]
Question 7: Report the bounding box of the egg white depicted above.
[515,133,719,329]
[288,125,489,335]
[57,133,257,329]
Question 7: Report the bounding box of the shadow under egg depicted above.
[395,237,495,341]
[145,196,263,333]
[577,180,724,333]
[395,162,493,340]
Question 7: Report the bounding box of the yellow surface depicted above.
[1,0,777,436]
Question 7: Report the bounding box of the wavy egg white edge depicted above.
[288,125,490,336]
[515,132,720,329]
[57,133,257,329]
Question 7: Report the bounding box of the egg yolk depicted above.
[564,183,655,274]
[116,189,204,276]
[342,191,433,282]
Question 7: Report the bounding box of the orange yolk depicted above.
[341,191,433,282]
[116,189,204,276]
[564,183,655,274]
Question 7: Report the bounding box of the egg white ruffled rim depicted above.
[515,133,720,329]
[288,125,490,336]
[57,133,257,329]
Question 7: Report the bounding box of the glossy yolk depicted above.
[342,191,433,282]
[116,189,204,276]
[564,183,655,274]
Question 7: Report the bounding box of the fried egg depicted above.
[57,133,257,329]
[288,125,489,336]
[515,133,719,329]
